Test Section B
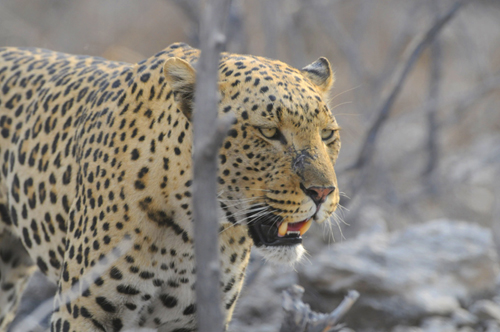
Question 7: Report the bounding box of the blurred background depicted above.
[1,0,500,331]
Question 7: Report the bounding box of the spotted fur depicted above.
[0,42,341,332]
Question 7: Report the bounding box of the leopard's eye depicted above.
[321,129,336,141]
[258,127,280,140]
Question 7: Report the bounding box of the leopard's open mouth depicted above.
[246,205,313,247]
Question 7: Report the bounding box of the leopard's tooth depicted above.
[278,221,288,237]
[299,219,313,236]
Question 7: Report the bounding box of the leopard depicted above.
[0,42,341,332]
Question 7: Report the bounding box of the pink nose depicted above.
[301,185,335,206]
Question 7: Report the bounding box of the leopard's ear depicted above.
[301,57,334,93]
[163,58,196,120]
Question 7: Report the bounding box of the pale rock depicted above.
[299,220,500,329]
[470,300,500,323]
[485,320,500,332]
[451,308,478,327]
[392,326,424,332]
[421,316,457,332]
[457,327,475,332]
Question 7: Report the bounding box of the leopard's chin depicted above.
[256,243,305,264]
[245,205,310,264]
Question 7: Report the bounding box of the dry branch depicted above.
[192,1,233,332]
[280,285,359,332]
[346,0,468,173]
[422,0,443,181]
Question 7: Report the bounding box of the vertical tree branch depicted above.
[422,0,443,183]
[192,1,233,332]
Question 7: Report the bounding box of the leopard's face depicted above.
[164,55,340,264]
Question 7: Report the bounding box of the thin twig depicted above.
[345,0,468,173]
[326,290,360,326]
[192,1,233,332]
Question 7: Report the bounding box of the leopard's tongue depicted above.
[278,219,313,237]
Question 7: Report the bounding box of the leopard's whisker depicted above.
[219,207,276,233]
[329,101,352,112]
[329,85,360,102]
[230,206,270,217]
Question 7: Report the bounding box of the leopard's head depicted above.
[164,53,340,264]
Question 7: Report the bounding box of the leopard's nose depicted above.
[300,184,335,206]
